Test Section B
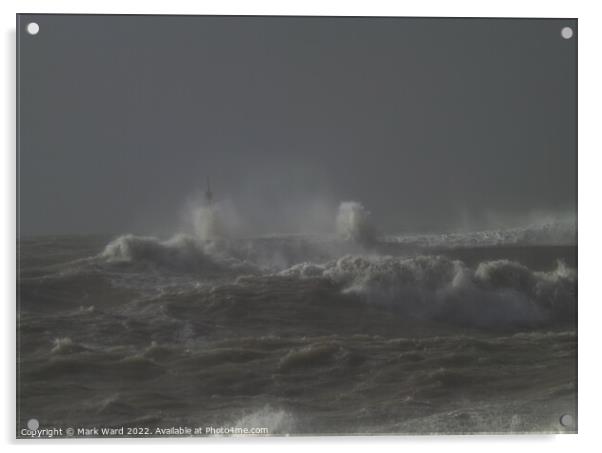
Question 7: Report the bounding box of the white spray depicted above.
[336,201,376,244]
[190,205,223,241]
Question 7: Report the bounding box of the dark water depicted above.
[17,233,577,436]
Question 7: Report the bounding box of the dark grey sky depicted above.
[18,15,577,236]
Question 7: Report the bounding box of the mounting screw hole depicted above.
[26,22,40,36]
[559,414,574,427]
[27,418,39,430]
[561,26,573,40]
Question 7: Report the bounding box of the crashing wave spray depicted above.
[190,177,224,241]
[336,201,376,244]
[191,205,223,241]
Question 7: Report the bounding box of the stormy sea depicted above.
[17,203,577,436]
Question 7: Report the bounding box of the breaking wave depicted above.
[93,212,576,330]
[232,406,296,435]
[100,234,257,274]
[280,255,576,328]
[50,337,88,355]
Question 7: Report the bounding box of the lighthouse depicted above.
[205,177,213,206]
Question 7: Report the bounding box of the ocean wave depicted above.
[99,233,352,275]
[100,234,258,275]
[279,343,341,371]
[279,255,576,327]
[96,220,576,278]
[232,406,296,435]
[50,337,89,355]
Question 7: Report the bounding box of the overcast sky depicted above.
[18,15,577,236]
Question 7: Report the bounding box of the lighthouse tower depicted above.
[205,177,213,206]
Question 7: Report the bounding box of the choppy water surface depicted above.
[17,229,577,436]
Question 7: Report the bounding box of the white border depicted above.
[2,1,601,452]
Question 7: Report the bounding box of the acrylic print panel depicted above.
[16,15,577,438]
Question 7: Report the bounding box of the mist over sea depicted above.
[17,202,577,436]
